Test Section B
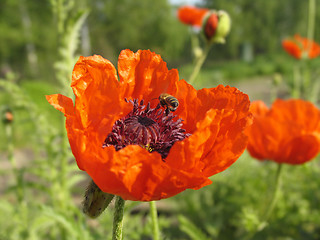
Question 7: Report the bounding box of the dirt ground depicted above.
[232,75,274,104]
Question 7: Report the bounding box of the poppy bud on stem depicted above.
[188,10,231,84]
[203,10,231,43]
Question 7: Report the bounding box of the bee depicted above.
[82,180,114,218]
[158,93,179,115]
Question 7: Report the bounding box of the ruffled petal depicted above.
[71,55,125,130]
[167,85,252,177]
[118,49,178,103]
[82,144,210,201]
[46,94,74,116]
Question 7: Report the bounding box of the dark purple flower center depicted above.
[103,99,191,159]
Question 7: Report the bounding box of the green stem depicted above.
[246,164,283,240]
[188,43,211,85]
[302,64,310,99]
[150,201,160,240]
[307,0,315,43]
[310,76,320,103]
[263,163,283,222]
[306,0,316,102]
[5,123,15,168]
[112,196,126,240]
[5,122,24,202]
[292,64,301,98]
[270,82,278,103]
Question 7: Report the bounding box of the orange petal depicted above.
[250,100,269,117]
[83,144,210,201]
[167,85,252,177]
[46,94,74,116]
[279,134,320,164]
[177,6,209,27]
[118,49,178,103]
[71,55,125,130]
[282,39,301,59]
[246,98,320,164]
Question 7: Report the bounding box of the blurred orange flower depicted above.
[177,6,209,27]
[46,49,252,201]
[246,99,320,164]
[282,34,320,59]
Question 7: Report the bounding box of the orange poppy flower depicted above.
[46,49,252,201]
[177,6,209,27]
[282,34,320,59]
[246,99,320,165]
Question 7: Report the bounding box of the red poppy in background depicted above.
[282,34,320,59]
[177,6,209,27]
[46,49,252,201]
[246,99,320,165]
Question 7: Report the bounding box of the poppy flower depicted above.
[246,99,320,165]
[46,49,252,201]
[177,6,209,27]
[282,34,320,59]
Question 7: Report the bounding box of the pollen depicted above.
[103,99,190,159]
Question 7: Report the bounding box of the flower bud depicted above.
[83,180,114,218]
[203,10,231,44]
[2,108,13,124]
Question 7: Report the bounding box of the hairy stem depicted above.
[112,196,126,240]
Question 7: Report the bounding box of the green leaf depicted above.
[178,215,210,240]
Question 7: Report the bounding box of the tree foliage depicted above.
[88,0,188,62]
[0,0,318,79]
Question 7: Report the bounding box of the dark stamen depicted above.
[103,99,191,159]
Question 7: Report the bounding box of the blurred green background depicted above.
[1,0,320,239]
[1,0,319,83]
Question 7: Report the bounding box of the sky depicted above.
[170,0,203,6]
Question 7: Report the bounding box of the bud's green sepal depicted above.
[212,10,231,44]
[83,180,114,218]
[202,10,231,44]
